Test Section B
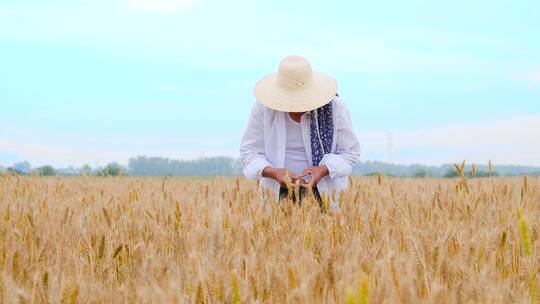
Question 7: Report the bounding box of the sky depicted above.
[1,0,539,167]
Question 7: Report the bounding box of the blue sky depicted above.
[1,0,539,167]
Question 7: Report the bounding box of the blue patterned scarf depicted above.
[310,100,334,166]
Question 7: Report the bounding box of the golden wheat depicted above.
[0,175,538,303]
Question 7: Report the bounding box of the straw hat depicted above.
[253,55,337,112]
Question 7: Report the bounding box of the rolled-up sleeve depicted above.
[319,101,361,178]
[239,103,272,179]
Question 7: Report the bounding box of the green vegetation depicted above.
[35,165,57,176]
[127,156,243,176]
[97,162,124,177]
[2,157,539,177]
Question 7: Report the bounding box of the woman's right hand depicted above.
[262,167,299,187]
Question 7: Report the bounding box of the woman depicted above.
[240,55,360,208]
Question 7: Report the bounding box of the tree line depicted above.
[1,157,539,177]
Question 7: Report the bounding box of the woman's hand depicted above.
[262,167,299,187]
[300,165,329,188]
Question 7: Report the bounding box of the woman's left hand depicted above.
[300,165,329,188]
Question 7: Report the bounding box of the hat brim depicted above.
[253,72,337,112]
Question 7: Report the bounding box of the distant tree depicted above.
[364,172,395,177]
[364,172,379,177]
[127,156,242,176]
[470,171,492,178]
[444,169,499,178]
[414,170,428,178]
[13,161,31,174]
[35,165,57,176]
[7,167,24,175]
[489,171,499,177]
[98,162,124,176]
[79,164,93,176]
[443,169,458,178]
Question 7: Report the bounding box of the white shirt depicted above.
[284,113,310,175]
[239,96,361,207]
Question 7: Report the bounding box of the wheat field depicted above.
[0,174,538,303]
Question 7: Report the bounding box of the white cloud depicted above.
[533,72,540,86]
[515,71,540,87]
[359,114,540,166]
[2,114,540,168]
[0,139,123,167]
[0,132,240,167]
[127,0,198,14]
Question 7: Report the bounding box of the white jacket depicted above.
[239,97,361,206]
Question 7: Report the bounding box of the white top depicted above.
[284,114,310,175]
[239,96,361,208]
